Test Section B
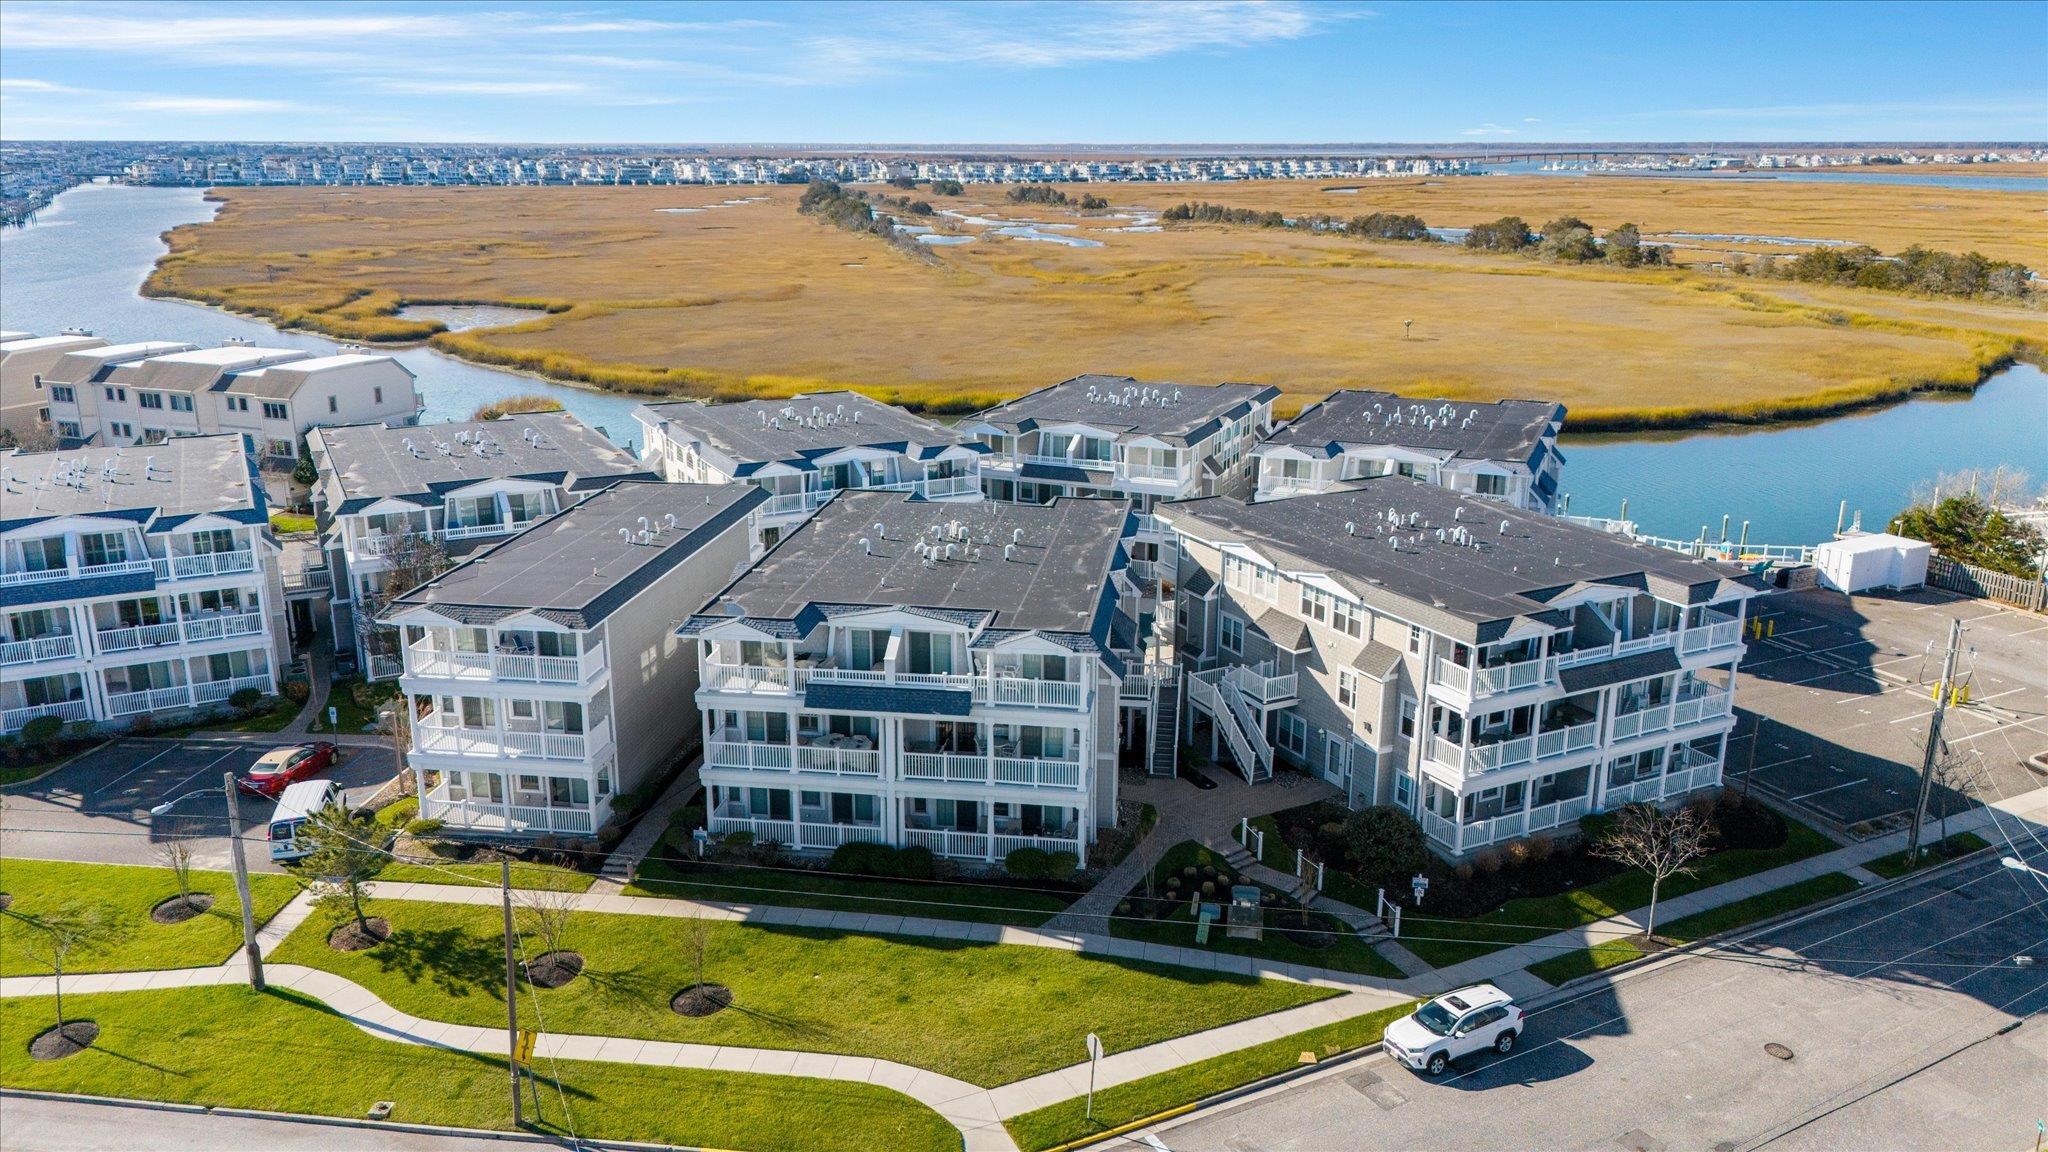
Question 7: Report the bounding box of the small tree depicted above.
[1590,803,1713,939]
[681,909,713,991]
[1339,806,1429,894]
[356,519,452,671]
[23,902,132,1030]
[295,802,387,936]
[518,880,580,958]
[157,839,196,906]
[291,439,318,489]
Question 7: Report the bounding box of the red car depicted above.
[238,742,337,797]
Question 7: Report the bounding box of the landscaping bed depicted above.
[0,859,299,976]
[1109,842,1404,980]
[1525,871,1863,986]
[308,676,398,735]
[1864,831,1991,879]
[0,985,958,1152]
[268,896,1338,1087]
[1004,999,1417,1151]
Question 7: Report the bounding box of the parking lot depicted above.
[1729,586,2048,836]
[1,738,396,873]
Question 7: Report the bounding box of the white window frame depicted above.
[1219,614,1244,655]
[1337,669,1358,710]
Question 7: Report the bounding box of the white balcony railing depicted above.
[1426,792,1597,854]
[795,744,881,776]
[179,613,266,644]
[95,622,181,653]
[1464,720,1600,774]
[423,791,607,837]
[709,814,795,844]
[0,633,79,666]
[796,822,888,850]
[190,673,273,705]
[699,660,803,694]
[757,489,836,519]
[1554,629,1681,671]
[706,740,794,771]
[1609,690,1734,742]
[902,751,990,782]
[901,828,991,859]
[1025,453,1112,472]
[1115,461,1192,485]
[701,660,1086,710]
[991,832,1083,859]
[0,558,156,587]
[1679,613,1743,656]
[442,521,522,542]
[105,683,198,717]
[1223,661,1297,704]
[154,550,257,581]
[1435,654,1553,698]
[415,715,611,762]
[993,755,1081,788]
[405,639,607,685]
[975,676,1085,709]
[0,698,89,733]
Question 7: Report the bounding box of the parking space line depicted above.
[1949,714,2048,747]
[1786,778,1867,802]
[89,744,181,797]
[153,747,245,804]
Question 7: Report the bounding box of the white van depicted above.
[269,779,342,861]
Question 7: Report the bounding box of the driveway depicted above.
[2,738,396,873]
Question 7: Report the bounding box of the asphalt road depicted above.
[1151,844,2048,1152]
[0,1096,545,1152]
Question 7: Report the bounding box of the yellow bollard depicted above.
[1766,619,1775,638]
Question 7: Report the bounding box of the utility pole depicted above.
[223,771,264,991]
[1906,617,1963,867]
[502,859,522,1128]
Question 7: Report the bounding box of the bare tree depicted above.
[518,880,580,958]
[1591,803,1714,939]
[681,909,714,991]
[1918,737,1984,848]
[156,839,196,907]
[22,902,132,1030]
[355,519,452,673]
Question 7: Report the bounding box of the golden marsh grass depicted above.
[146,181,2044,429]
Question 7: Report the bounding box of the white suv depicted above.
[1382,984,1525,1076]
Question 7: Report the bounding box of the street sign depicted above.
[515,1028,537,1066]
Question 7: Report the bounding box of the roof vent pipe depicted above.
[1500,520,1511,535]
[1004,543,1016,561]
[1012,528,1025,543]
[860,538,872,554]
[1344,521,1356,535]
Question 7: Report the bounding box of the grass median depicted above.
[1526,871,1863,986]
[270,896,1336,1087]
[0,985,958,1152]
[1403,816,1837,969]
[628,855,1070,926]
[0,859,299,976]
[1004,999,1416,1151]
[1864,831,1990,879]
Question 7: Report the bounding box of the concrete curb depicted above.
[0,1088,719,1150]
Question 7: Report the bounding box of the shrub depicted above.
[1578,810,1619,844]
[473,394,566,421]
[405,817,445,837]
[19,715,63,746]
[1502,838,1532,868]
[1527,832,1556,863]
[894,844,936,880]
[228,687,265,711]
[381,796,419,826]
[1338,806,1429,891]
[1005,846,1052,880]
[1454,861,1475,881]
[830,841,896,876]
[1045,851,1080,882]
[283,679,312,704]
[1711,790,1788,851]
[722,830,755,850]
[1473,847,1503,875]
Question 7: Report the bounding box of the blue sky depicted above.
[2,1,2042,143]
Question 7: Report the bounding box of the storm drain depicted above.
[1343,1070,1408,1110]
[1764,1042,1795,1061]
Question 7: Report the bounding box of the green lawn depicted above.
[368,860,598,892]
[1404,816,1839,969]
[308,677,398,735]
[270,896,1335,1087]
[628,855,1069,927]
[0,859,299,976]
[1004,1000,1416,1151]
[269,511,317,534]
[1864,832,1991,879]
[1111,842,1403,979]
[1526,871,1863,986]
[0,985,956,1152]
[153,695,304,736]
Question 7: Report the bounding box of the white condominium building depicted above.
[29,339,423,456]
[1157,482,1758,858]
[387,482,765,840]
[1252,392,1565,513]
[964,375,1279,510]
[0,333,108,439]
[1,435,286,734]
[682,492,1132,865]
[633,391,986,551]
[307,411,655,679]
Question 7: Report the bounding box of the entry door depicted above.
[1324,733,1348,788]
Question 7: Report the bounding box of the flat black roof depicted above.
[0,435,259,529]
[312,411,645,510]
[1161,481,1753,643]
[1261,391,1563,465]
[635,391,975,468]
[707,490,1128,633]
[971,375,1280,446]
[389,482,761,631]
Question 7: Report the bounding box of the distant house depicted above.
[962,374,1279,509]
[307,411,654,679]
[1252,391,1565,513]
[633,391,985,551]
[0,333,107,440]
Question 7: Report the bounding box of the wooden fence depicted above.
[1927,555,2048,612]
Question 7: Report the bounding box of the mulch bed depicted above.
[523,950,584,989]
[328,917,392,952]
[29,1021,98,1061]
[671,982,733,1017]
[149,893,217,924]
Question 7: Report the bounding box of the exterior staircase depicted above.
[1148,677,1181,777]
[1188,668,1272,784]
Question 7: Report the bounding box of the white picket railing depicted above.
[155,550,257,580]
[0,698,88,733]
[797,822,888,850]
[104,684,198,716]
[1223,660,1297,703]
[0,633,79,666]
[902,751,990,782]
[1678,613,1743,656]
[407,639,606,684]
[709,814,795,844]
[1464,720,1601,774]
[992,833,1083,858]
[424,792,605,836]
[795,745,882,776]
[1,558,154,587]
[1610,690,1734,741]
[94,622,181,653]
[179,613,266,644]
[705,740,794,771]
[901,828,991,859]
[993,756,1082,788]
[190,674,272,705]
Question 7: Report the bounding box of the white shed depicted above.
[1813,533,1932,594]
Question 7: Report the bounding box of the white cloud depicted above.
[0,7,474,49]
[1460,124,1517,137]
[120,94,302,114]
[372,79,590,96]
[0,78,71,92]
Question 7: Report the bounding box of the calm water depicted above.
[6,184,2041,544]
[0,184,646,444]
